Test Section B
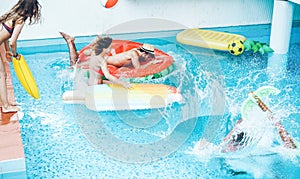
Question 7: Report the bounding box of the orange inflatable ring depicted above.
[77,40,174,81]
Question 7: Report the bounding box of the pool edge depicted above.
[0,61,26,178]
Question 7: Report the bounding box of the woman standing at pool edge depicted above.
[0,0,42,113]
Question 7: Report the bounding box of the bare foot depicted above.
[2,105,20,113]
[10,101,18,106]
[59,32,74,44]
[0,101,17,106]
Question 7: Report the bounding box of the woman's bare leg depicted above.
[0,53,19,113]
[0,43,17,107]
[59,32,78,66]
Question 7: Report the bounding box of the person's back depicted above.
[106,48,139,67]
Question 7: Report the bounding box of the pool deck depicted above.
[0,62,26,177]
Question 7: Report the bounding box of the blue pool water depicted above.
[10,23,300,178]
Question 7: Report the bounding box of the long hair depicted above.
[93,36,112,55]
[0,0,41,25]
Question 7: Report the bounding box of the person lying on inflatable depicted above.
[81,36,131,88]
[59,32,162,69]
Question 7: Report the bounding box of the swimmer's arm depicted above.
[219,119,244,153]
[274,121,296,149]
[267,111,296,149]
[222,119,243,142]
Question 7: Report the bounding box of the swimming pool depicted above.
[10,23,300,178]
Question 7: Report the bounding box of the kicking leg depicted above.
[59,32,79,66]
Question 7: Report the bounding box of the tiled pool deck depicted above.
[0,62,26,178]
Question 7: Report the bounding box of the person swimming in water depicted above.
[196,91,297,153]
[222,91,296,152]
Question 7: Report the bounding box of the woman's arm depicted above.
[131,50,142,69]
[9,21,25,58]
[139,59,163,69]
[101,62,131,89]
[88,57,102,86]
[88,69,101,86]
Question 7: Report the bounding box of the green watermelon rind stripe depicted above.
[129,64,174,82]
[80,64,174,82]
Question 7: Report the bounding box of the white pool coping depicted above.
[0,158,26,176]
[289,0,300,5]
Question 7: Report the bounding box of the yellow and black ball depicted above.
[228,40,245,56]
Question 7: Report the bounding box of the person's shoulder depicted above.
[130,48,140,55]
[14,17,25,24]
[127,48,138,52]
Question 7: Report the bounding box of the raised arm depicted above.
[252,92,296,149]
[273,120,296,149]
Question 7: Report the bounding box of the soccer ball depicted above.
[228,40,245,56]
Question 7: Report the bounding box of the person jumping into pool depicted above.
[219,92,296,153]
[0,0,42,113]
[196,92,297,153]
[86,36,131,88]
[222,92,296,152]
[59,32,162,69]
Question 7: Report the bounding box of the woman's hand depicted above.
[122,81,132,89]
[152,59,163,64]
[13,52,20,60]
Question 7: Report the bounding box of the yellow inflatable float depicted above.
[176,28,273,56]
[177,28,246,50]
[12,55,40,99]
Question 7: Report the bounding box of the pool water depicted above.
[11,23,300,178]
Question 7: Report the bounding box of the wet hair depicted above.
[231,132,248,147]
[93,37,113,55]
[233,132,245,143]
[0,0,42,25]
